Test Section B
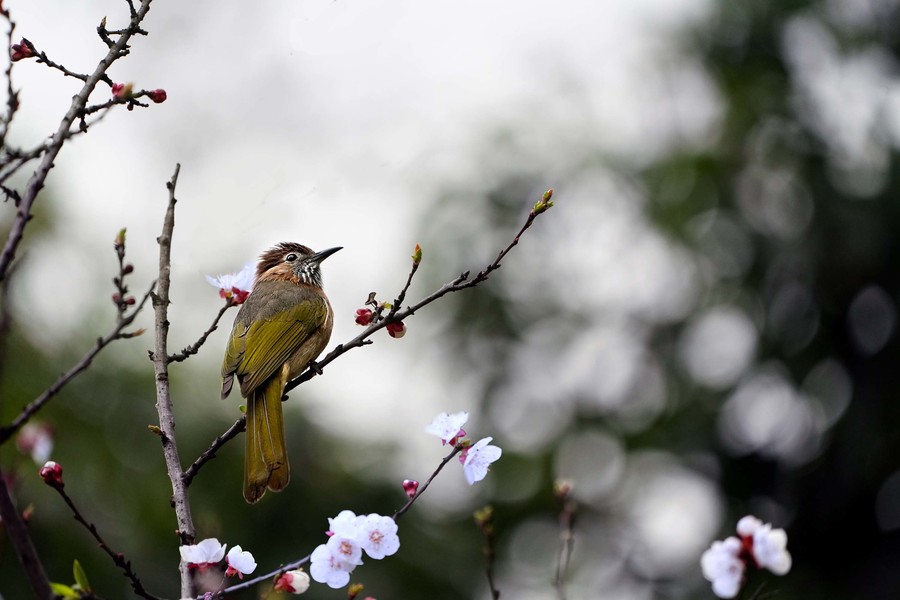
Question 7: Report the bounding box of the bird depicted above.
[220,242,341,503]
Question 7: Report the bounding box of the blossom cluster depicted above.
[701,515,792,598]
[179,538,257,579]
[309,511,399,589]
[425,411,502,485]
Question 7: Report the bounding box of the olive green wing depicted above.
[222,291,328,398]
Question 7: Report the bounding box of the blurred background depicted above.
[2,0,900,598]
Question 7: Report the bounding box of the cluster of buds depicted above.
[112,228,137,311]
[532,188,554,216]
[10,38,34,62]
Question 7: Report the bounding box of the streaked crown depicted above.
[256,242,341,288]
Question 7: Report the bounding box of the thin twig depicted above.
[553,496,576,600]
[33,49,90,82]
[393,444,462,519]
[0,6,20,149]
[181,416,246,487]
[149,163,196,599]
[168,298,234,363]
[50,481,161,599]
[474,506,501,599]
[0,0,156,283]
[0,280,154,445]
[0,467,52,598]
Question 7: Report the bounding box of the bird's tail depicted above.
[244,375,290,503]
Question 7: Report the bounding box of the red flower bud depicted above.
[148,89,167,103]
[123,264,134,274]
[402,479,419,498]
[39,461,63,488]
[10,38,34,61]
[125,296,136,306]
[386,321,406,338]
[355,308,373,326]
[112,293,121,304]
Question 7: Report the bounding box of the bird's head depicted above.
[256,242,341,288]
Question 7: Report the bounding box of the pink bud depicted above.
[402,479,419,498]
[10,39,34,61]
[39,461,63,488]
[386,321,406,338]
[123,264,134,274]
[112,293,121,304]
[355,308,374,326]
[148,89,167,103]
[125,297,136,306]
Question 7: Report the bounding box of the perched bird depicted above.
[221,242,341,503]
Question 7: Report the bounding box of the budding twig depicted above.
[48,480,161,600]
[553,481,576,600]
[181,416,246,487]
[474,506,501,599]
[0,0,156,283]
[285,189,554,393]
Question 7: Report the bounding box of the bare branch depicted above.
[149,163,196,599]
[181,416,246,487]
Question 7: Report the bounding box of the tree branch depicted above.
[149,163,196,599]
[284,189,554,394]
[0,0,156,282]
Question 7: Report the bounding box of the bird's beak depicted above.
[310,246,342,263]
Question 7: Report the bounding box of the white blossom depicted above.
[462,437,502,485]
[225,545,257,578]
[752,522,792,575]
[309,536,362,589]
[358,514,400,560]
[701,537,745,599]
[425,411,469,445]
[179,538,226,568]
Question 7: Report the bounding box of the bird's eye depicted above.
[285,253,298,262]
